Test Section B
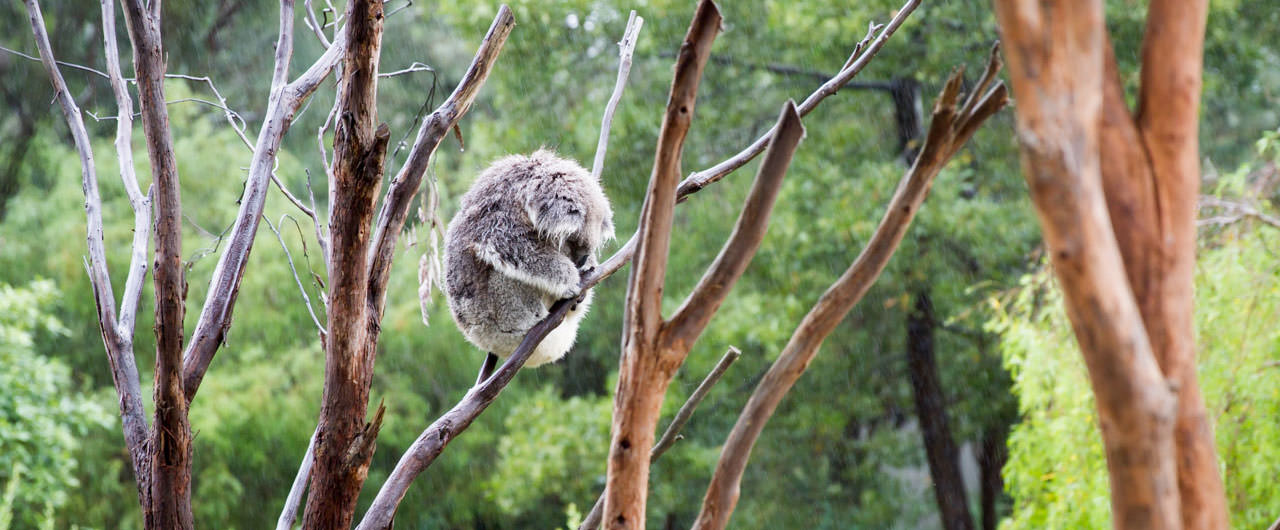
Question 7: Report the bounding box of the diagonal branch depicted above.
[592,10,644,180]
[578,347,741,530]
[182,9,349,403]
[355,291,587,530]
[366,6,515,318]
[24,0,152,506]
[677,0,920,198]
[664,101,804,348]
[692,61,1009,530]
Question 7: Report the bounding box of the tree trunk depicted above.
[976,427,1007,530]
[907,290,974,530]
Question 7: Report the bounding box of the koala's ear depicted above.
[527,194,585,248]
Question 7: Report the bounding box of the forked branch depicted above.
[692,55,1009,530]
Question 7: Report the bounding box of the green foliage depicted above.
[994,222,1280,528]
[0,281,112,528]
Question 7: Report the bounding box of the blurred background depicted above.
[1,1,1278,528]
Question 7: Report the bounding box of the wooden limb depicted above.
[607,4,721,529]
[355,294,586,530]
[277,428,318,530]
[592,11,644,180]
[118,0,193,526]
[1134,2,1225,527]
[677,0,920,198]
[264,215,328,336]
[579,347,740,530]
[993,1,1181,527]
[366,6,514,318]
[25,0,152,508]
[182,11,347,403]
[665,101,804,349]
[692,60,1009,530]
[301,0,388,525]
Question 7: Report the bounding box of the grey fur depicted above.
[444,150,614,367]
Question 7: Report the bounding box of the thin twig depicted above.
[264,214,328,336]
[592,11,643,181]
[379,61,434,78]
[578,347,741,530]
[0,43,111,79]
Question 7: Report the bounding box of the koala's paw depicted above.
[559,284,580,301]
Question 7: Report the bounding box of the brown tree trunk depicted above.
[906,290,974,530]
[301,0,389,527]
[994,0,1227,527]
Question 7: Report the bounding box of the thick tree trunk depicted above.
[906,290,974,530]
[301,0,388,527]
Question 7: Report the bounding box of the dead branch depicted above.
[265,215,328,335]
[592,11,644,180]
[677,0,921,198]
[605,3,722,529]
[665,101,804,348]
[366,6,515,318]
[993,1,1182,526]
[24,0,153,507]
[182,11,349,403]
[692,58,1010,530]
[1198,196,1280,228]
[277,428,318,530]
[355,292,588,530]
[578,347,741,530]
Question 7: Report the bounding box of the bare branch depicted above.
[693,60,1009,530]
[265,215,328,335]
[366,6,515,317]
[1198,196,1280,228]
[664,101,804,348]
[677,0,920,198]
[379,61,434,78]
[579,347,741,530]
[25,0,152,505]
[182,15,349,403]
[608,3,721,528]
[0,43,111,79]
[303,0,332,47]
[277,428,318,530]
[592,11,644,180]
[356,293,587,530]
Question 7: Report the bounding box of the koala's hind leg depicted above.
[472,231,582,300]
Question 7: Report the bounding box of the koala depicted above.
[444,150,614,374]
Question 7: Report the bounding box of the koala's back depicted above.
[444,150,610,366]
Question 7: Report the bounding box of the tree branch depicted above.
[608,3,721,529]
[692,59,1009,530]
[592,10,643,180]
[677,0,920,198]
[355,293,588,530]
[579,347,741,530]
[118,0,194,525]
[664,101,804,349]
[277,428,318,530]
[182,10,348,403]
[365,6,515,319]
[24,0,152,508]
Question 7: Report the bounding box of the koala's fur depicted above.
[444,150,614,367]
